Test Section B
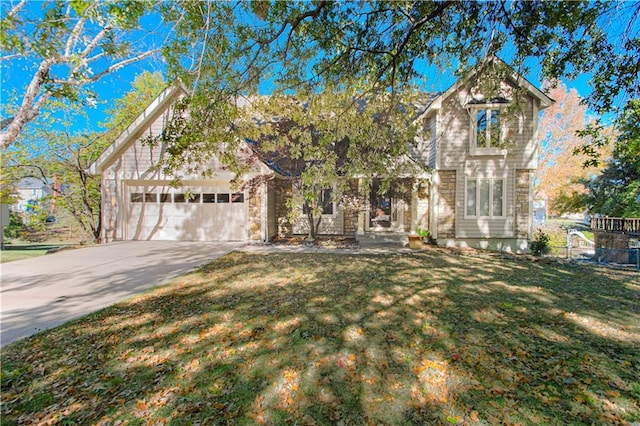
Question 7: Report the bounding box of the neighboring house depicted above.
[13,177,53,213]
[533,198,547,226]
[89,58,552,252]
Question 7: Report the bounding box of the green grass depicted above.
[1,249,638,425]
[0,244,63,263]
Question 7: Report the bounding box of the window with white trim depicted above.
[469,106,506,154]
[466,178,504,218]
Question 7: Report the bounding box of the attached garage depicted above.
[89,84,271,244]
[125,183,248,241]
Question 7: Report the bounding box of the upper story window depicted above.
[476,109,501,148]
[469,105,507,156]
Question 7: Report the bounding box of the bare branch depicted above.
[63,2,100,59]
[1,53,25,62]
[64,17,86,56]
[60,49,161,86]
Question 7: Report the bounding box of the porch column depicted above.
[411,185,418,230]
[357,178,365,235]
[395,199,406,231]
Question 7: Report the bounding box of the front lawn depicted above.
[2,249,638,424]
[0,244,65,263]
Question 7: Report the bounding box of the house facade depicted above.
[90,60,552,253]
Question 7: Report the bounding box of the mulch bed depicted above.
[269,236,360,249]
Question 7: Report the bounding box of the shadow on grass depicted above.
[1,250,638,425]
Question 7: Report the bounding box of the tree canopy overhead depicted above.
[153,0,640,178]
[163,0,639,113]
[2,70,165,242]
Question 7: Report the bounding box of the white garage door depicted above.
[125,184,248,241]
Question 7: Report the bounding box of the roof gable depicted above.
[418,57,554,119]
[88,83,186,174]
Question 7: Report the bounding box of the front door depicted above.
[369,180,397,229]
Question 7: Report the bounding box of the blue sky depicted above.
[0,2,631,138]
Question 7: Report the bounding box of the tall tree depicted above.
[0,0,163,148]
[152,84,423,240]
[3,71,166,241]
[583,100,640,217]
[535,82,609,215]
[157,0,639,188]
[162,1,638,115]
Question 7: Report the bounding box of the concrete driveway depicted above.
[1,241,241,346]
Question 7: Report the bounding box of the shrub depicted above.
[416,228,430,239]
[529,229,551,256]
[3,211,24,239]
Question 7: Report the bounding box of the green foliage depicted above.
[100,71,166,137]
[416,228,430,239]
[155,85,423,238]
[0,0,160,146]
[582,100,640,217]
[3,211,24,239]
[3,72,166,242]
[529,229,552,256]
[159,1,639,167]
[631,382,640,402]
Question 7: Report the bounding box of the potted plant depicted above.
[408,230,424,250]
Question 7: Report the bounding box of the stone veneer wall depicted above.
[415,180,430,230]
[594,231,635,264]
[273,178,360,237]
[102,179,118,243]
[515,170,531,239]
[437,170,456,238]
[342,179,360,235]
[274,179,293,237]
[248,185,262,241]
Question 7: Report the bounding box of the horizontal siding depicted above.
[437,91,470,169]
[409,115,437,167]
[429,116,437,168]
[435,78,540,241]
[437,84,538,170]
[292,208,344,235]
[106,116,256,182]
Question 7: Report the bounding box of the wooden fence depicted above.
[591,217,640,234]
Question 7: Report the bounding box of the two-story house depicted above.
[89,58,552,252]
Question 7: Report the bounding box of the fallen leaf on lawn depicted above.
[605,390,620,398]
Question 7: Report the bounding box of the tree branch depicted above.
[0,57,59,148]
[6,0,27,19]
[257,1,327,46]
[64,17,86,56]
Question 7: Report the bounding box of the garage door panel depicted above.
[125,184,248,241]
